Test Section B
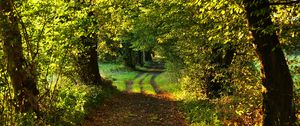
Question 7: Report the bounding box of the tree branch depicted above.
[11,3,34,61]
[270,0,300,5]
[32,16,48,61]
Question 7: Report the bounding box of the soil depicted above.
[82,92,187,126]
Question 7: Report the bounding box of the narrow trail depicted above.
[125,72,163,94]
[83,92,186,126]
[83,68,187,126]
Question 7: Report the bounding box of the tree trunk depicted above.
[0,0,39,112]
[137,51,144,67]
[77,36,103,85]
[243,0,296,125]
[76,35,115,89]
[144,51,153,62]
[123,43,136,69]
[74,10,113,89]
[222,44,235,68]
[206,45,223,98]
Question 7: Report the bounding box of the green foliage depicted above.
[0,75,109,125]
[0,0,116,125]
[1,0,300,125]
[43,79,106,125]
[287,52,300,120]
[181,100,221,126]
[155,72,181,94]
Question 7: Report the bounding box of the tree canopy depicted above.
[0,0,299,125]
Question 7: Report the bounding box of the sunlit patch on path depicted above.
[125,72,163,94]
[125,73,146,92]
[138,73,149,93]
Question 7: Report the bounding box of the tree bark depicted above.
[123,43,136,69]
[144,51,153,62]
[74,9,113,89]
[137,51,144,67]
[243,0,296,125]
[77,36,103,86]
[0,0,39,112]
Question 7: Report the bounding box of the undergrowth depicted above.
[173,53,300,126]
[0,76,114,126]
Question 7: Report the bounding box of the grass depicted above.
[99,62,181,95]
[143,83,156,94]
[133,73,156,94]
[135,66,165,72]
[0,75,113,126]
[155,72,181,94]
[99,63,138,91]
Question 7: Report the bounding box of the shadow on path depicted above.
[83,92,186,126]
[125,73,146,92]
[150,72,163,94]
[138,73,150,93]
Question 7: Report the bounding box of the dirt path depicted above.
[82,92,187,126]
[83,66,186,126]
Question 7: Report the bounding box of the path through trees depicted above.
[83,92,186,126]
[83,67,187,126]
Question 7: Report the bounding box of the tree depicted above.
[50,1,112,89]
[0,0,39,112]
[75,10,103,86]
[122,41,136,69]
[243,0,296,125]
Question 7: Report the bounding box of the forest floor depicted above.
[82,65,187,126]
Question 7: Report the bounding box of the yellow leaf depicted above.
[221,10,225,15]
